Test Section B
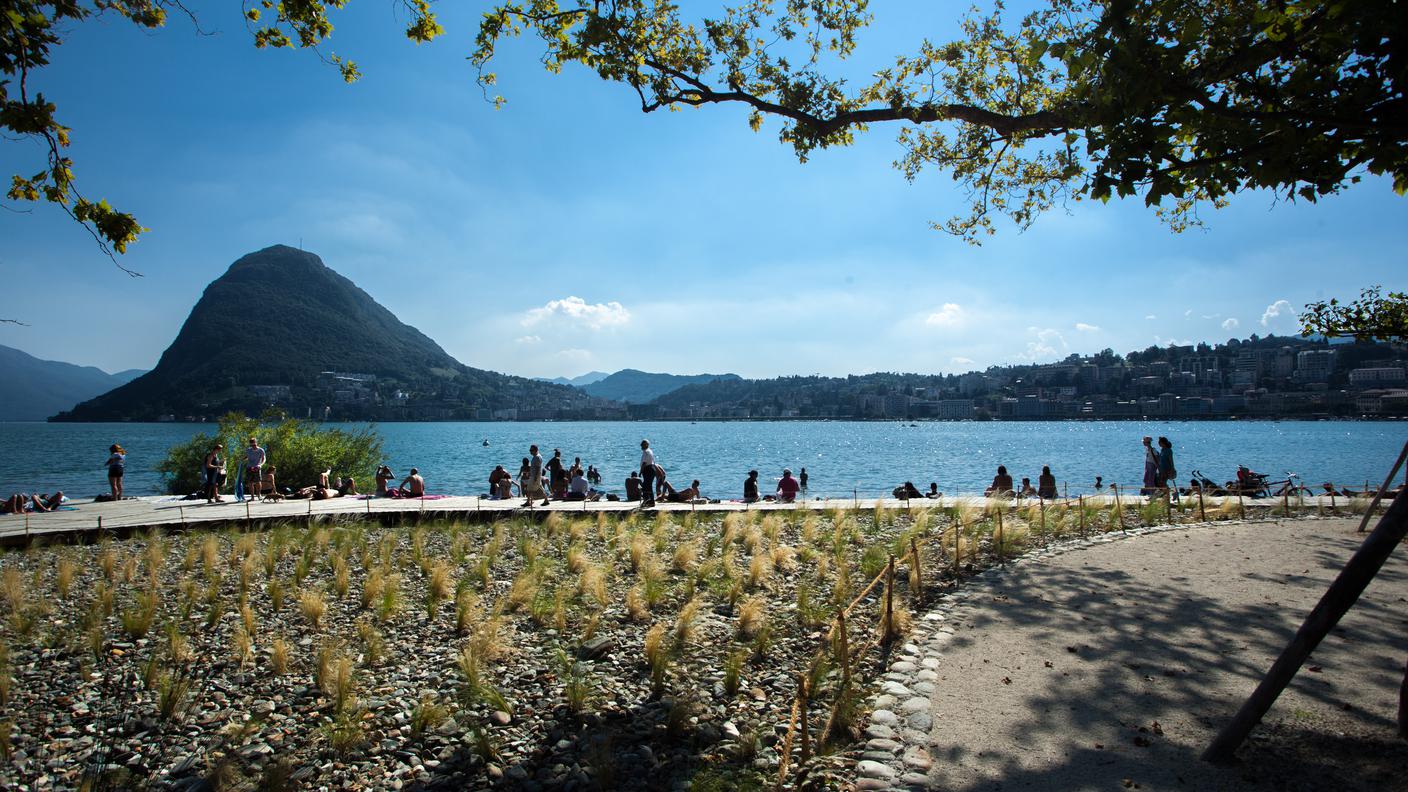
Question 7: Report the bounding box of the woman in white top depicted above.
[105,443,126,501]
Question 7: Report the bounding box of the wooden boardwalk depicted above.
[0,491,1344,544]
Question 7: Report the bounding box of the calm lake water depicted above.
[0,421,1403,500]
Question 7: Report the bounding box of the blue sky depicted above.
[1,2,1404,380]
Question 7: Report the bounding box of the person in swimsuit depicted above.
[105,444,126,501]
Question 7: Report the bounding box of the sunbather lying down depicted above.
[2,492,64,514]
[1323,482,1404,498]
[286,477,358,500]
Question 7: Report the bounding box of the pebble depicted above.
[856,760,896,780]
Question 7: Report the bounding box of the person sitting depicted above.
[487,465,511,499]
[985,465,1014,497]
[1094,475,1104,491]
[1037,466,1058,500]
[776,469,800,503]
[2,492,64,514]
[250,465,279,500]
[396,468,426,497]
[892,481,923,500]
[663,479,701,503]
[743,470,760,503]
[624,471,642,502]
[565,470,600,501]
[375,465,396,497]
[926,482,941,499]
[1018,477,1038,498]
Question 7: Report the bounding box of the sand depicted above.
[922,517,1408,791]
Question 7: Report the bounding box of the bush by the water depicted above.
[158,412,382,495]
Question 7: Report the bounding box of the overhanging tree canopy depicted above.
[3,0,1404,256]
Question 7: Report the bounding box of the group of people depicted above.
[983,465,1061,499]
[192,437,430,502]
[486,446,607,505]
[1141,435,1178,500]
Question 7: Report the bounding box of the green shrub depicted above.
[158,411,382,494]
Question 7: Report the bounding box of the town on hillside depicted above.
[222,335,1404,422]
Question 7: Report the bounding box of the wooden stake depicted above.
[1329,484,1336,511]
[883,555,896,641]
[1078,495,1086,537]
[995,507,1005,567]
[910,537,922,603]
[836,608,851,688]
[1237,490,1245,520]
[1198,488,1207,522]
[798,672,812,766]
[1039,497,1047,535]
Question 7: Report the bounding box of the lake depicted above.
[0,421,1403,500]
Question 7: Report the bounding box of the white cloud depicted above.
[1074,322,1100,332]
[1201,313,1221,320]
[950,356,974,367]
[1260,299,1293,327]
[1024,327,1067,360]
[1184,309,1193,318]
[1145,315,1157,320]
[523,296,631,330]
[1221,318,1239,331]
[514,335,542,345]
[924,303,964,327]
[553,348,593,363]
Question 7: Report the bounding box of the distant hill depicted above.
[582,369,741,404]
[0,344,143,421]
[534,371,610,387]
[54,245,596,421]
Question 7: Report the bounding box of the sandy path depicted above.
[923,518,1408,791]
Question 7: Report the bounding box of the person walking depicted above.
[1141,436,1159,496]
[1157,437,1178,503]
[523,445,549,506]
[105,443,126,501]
[799,467,809,496]
[639,439,657,508]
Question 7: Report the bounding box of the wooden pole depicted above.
[838,608,851,686]
[1398,655,1407,739]
[953,518,961,578]
[1237,489,1245,520]
[1078,495,1086,537]
[910,537,922,603]
[798,672,811,766]
[1356,441,1408,533]
[1329,483,1336,511]
[884,555,896,642]
[995,506,1005,567]
[1203,489,1408,764]
[1112,484,1123,531]
[1282,486,1290,518]
[1039,497,1047,535]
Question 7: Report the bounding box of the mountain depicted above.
[0,345,144,421]
[53,245,597,421]
[534,371,611,387]
[581,369,742,404]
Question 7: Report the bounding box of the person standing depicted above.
[1141,436,1159,496]
[105,443,126,501]
[203,443,225,503]
[244,437,267,502]
[523,445,549,506]
[799,467,809,496]
[639,439,657,508]
[1157,437,1178,503]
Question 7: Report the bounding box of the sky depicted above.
[1,2,1404,380]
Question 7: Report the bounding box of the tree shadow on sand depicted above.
[922,527,1408,791]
